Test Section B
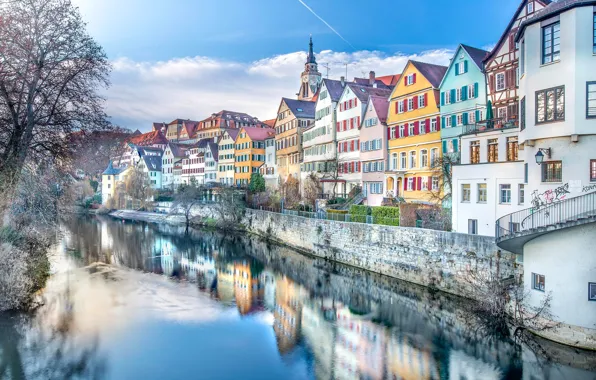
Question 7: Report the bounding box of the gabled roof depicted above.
[461,44,490,70]
[516,0,595,41]
[142,155,162,171]
[127,130,168,146]
[410,61,448,89]
[321,78,347,102]
[196,138,213,149]
[181,120,199,138]
[152,122,166,132]
[240,127,276,141]
[168,142,189,158]
[282,98,316,119]
[103,161,126,176]
[207,142,219,160]
[344,83,393,102]
[222,128,240,141]
[368,95,390,124]
[377,74,401,86]
[484,0,552,62]
[263,119,276,128]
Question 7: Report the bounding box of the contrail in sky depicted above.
[296,0,355,49]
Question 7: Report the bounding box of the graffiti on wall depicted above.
[531,183,570,211]
[582,184,596,193]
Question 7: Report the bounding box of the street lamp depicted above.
[534,148,551,165]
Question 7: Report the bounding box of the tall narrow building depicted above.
[298,37,322,101]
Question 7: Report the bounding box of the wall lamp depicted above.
[534,148,551,165]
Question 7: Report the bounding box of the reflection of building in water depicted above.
[216,263,235,303]
[301,299,337,380]
[334,306,387,380]
[180,255,215,283]
[261,271,277,311]
[385,332,439,380]
[273,276,303,354]
[449,349,502,380]
[233,260,263,315]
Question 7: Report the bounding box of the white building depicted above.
[217,129,238,186]
[302,78,346,196]
[504,0,596,343]
[161,143,188,190]
[452,122,526,236]
[204,141,219,185]
[182,147,205,185]
[138,154,163,190]
[262,135,278,189]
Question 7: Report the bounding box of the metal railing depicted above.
[462,117,518,136]
[496,191,596,240]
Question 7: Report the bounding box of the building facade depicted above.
[262,135,278,189]
[182,147,205,185]
[235,127,275,186]
[162,143,188,190]
[217,129,239,186]
[204,141,219,184]
[385,61,447,203]
[297,36,322,101]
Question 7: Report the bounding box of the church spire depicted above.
[307,35,316,64]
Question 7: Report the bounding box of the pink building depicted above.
[360,95,391,206]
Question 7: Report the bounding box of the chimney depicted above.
[340,76,345,87]
[369,71,375,85]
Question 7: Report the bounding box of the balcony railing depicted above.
[462,117,518,136]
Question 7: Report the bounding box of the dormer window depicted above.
[527,2,534,14]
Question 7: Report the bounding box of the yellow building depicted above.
[385,61,447,203]
[101,161,130,207]
[234,126,275,186]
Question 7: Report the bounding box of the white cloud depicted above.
[106,48,454,131]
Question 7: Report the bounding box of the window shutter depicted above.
[354,98,358,107]
[489,75,495,93]
[474,82,479,98]
[436,116,441,130]
[453,139,459,152]
[462,86,467,101]
[450,89,456,102]
[441,92,445,106]
[343,120,347,131]
[357,116,361,128]
[350,118,354,129]
[423,93,428,107]
[336,122,340,131]
[344,141,348,151]
[442,140,447,153]
[441,117,446,129]
[455,63,460,75]
[404,123,409,137]
[417,177,422,191]
[425,118,431,133]
[387,128,391,140]
[339,103,343,112]
[451,115,457,127]
[357,162,361,172]
[395,101,399,114]
[414,121,419,135]
[464,60,468,73]
[413,97,418,110]
[428,176,433,189]
[350,140,354,151]
[356,139,359,150]
[412,73,416,84]
[404,178,408,191]
[475,109,480,122]
[463,112,468,125]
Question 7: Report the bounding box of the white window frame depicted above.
[496,72,506,91]
[407,177,414,191]
[420,149,428,168]
[398,101,404,114]
[409,151,417,169]
[468,85,474,99]
[469,111,476,124]
[456,88,462,102]
[500,184,512,204]
[408,98,414,111]
[432,176,439,191]
[400,152,407,170]
[430,148,438,166]
[457,114,463,126]
[527,2,534,14]
[419,120,426,135]
[431,118,437,132]
[498,107,507,119]
[458,62,465,75]
[445,91,451,104]
[445,116,452,128]
[418,94,425,108]
[462,184,471,202]
[421,177,429,191]
[392,153,398,170]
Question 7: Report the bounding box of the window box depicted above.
[587,82,596,118]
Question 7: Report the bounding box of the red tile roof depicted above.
[263,119,276,128]
[240,127,275,141]
[377,74,401,86]
[127,130,168,146]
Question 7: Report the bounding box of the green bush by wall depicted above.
[371,206,400,226]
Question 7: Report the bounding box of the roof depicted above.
[376,74,401,86]
[241,127,276,141]
[516,0,595,41]
[182,120,199,138]
[345,83,393,102]
[322,78,347,102]
[198,110,267,130]
[461,44,490,70]
[127,130,168,146]
[484,0,553,62]
[263,119,276,128]
[142,155,162,171]
[282,98,316,118]
[207,141,219,160]
[410,61,448,89]
[102,161,126,176]
[222,128,240,141]
[368,95,390,124]
[168,142,189,158]
[152,122,166,132]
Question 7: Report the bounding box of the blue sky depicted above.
[73,0,522,131]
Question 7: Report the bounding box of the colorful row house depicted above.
[385,61,447,204]
[234,127,275,186]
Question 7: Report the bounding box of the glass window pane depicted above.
[537,92,546,122]
[556,87,565,119]
[547,90,555,121]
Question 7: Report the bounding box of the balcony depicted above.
[461,117,518,136]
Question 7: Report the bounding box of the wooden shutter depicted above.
[412,73,416,84]
[395,101,399,114]
[464,60,468,73]
[489,75,495,93]
[354,98,358,107]
[428,176,433,190]
[336,122,340,132]
[455,63,459,75]
[404,178,408,191]
[357,116,360,128]
[356,139,359,150]
[387,128,391,140]
[423,93,428,107]
[417,177,422,191]
[413,97,418,110]
[425,118,431,133]
[404,123,409,137]
[413,121,419,135]
[474,82,479,98]
[441,92,445,106]
[436,116,441,130]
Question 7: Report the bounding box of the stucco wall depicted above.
[243,209,517,297]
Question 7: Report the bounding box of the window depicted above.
[456,114,463,126]
[591,160,596,182]
[419,120,426,135]
[420,149,428,168]
[590,283,596,301]
[431,118,437,132]
[520,97,526,130]
[409,123,415,136]
[477,183,487,203]
[400,152,407,169]
[399,125,405,137]
[536,86,565,123]
[518,184,525,205]
[445,90,451,104]
[462,184,471,202]
[587,82,596,118]
[468,84,474,100]
[527,1,534,14]
[542,22,560,64]
[456,88,462,102]
[542,161,562,182]
[405,73,415,85]
[432,176,439,191]
[496,72,505,91]
[500,184,511,204]
[507,137,518,161]
[457,62,465,75]
[408,98,414,111]
[392,153,398,170]
[445,116,452,128]
[498,107,507,119]
[418,94,425,108]
[398,101,404,113]
[532,273,545,292]
[468,219,478,235]
[488,139,498,162]
[407,177,414,191]
[409,151,416,169]
[421,177,428,191]
[520,38,525,77]
[430,148,438,166]
[594,12,596,54]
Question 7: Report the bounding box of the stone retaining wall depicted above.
[243,209,519,297]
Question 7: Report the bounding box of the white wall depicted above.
[452,161,526,236]
[523,223,596,329]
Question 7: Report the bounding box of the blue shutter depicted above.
[464,60,468,73]
[463,112,469,125]
[440,92,445,106]
[455,63,460,75]
[442,140,447,153]
[450,89,456,102]
[451,115,457,127]
[441,116,446,129]
[462,86,467,101]
[475,109,480,122]
[453,139,459,152]
[474,82,479,98]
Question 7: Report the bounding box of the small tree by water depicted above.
[171,184,204,230]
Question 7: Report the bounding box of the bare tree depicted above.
[213,187,245,228]
[280,176,301,209]
[0,0,111,221]
[303,173,322,208]
[428,155,454,204]
[170,184,204,230]
[124,166,154,210]
[68,128,133,177]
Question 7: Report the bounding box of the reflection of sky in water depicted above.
[1,215,595,380]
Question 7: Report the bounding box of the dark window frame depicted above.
[532,273,545,292]
[587,81,596,119]
[520,97,526,130]
[535,86,565,124]
[589,282,596,301]
[590,159,596,182]
[593,13,596,55]
[541,21,560,64]
[542,160,563,183]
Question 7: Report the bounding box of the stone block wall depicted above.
[243,209,518,297]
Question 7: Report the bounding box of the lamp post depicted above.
[534,148,551,165]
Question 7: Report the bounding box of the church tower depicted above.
[298,36,322,101]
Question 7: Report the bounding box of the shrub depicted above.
[371,206,400,226]
[349,205,370,223]
[327,197,346,205]
[326,209,348,214]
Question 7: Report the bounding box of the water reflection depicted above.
[1,215,595,380]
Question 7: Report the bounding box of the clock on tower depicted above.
[298,36,322,101]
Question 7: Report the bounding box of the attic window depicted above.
[360,88,366,92]
[527,2,534,14]
[297,108,303,112]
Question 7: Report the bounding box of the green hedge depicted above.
[327,209,348,214]
[371,206,400,226]
[349,205,369,223]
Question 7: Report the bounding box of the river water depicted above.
[0,215,595,380]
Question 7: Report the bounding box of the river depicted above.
[0,215,594,380]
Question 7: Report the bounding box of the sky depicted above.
[71,0,523,132]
